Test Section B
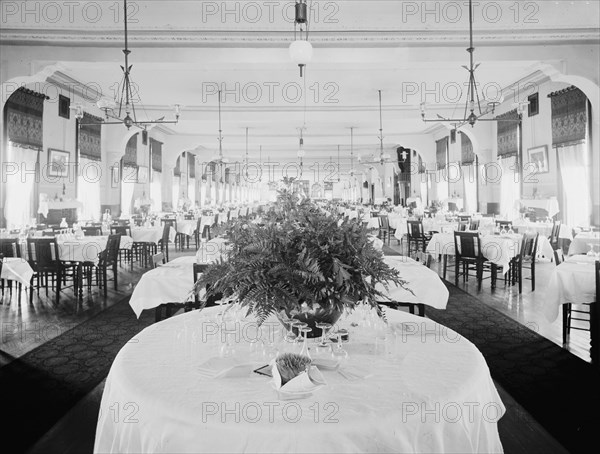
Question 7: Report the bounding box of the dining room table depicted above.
[568,232,600,256]
[544,254,598,363]
[130,226,176,244]
[94,305,505,453]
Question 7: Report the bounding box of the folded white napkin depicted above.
[271,362,326,399]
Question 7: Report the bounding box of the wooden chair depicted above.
[458,215,472,222]
[559,254,592,346]
[150,252,165,269]
[495,220,513,231]
[0,238,23,299]
[110,225,134,269]
[453,231,490,291]
[406,220,431,255]
[457,220,470,232]
[378,215,396,245]
[95,234,122,297]
[81,226,103,236]
[469,219,481,231]
[158,223,172,262]
[550,220,561,251]
[26,238,75,305]
[509,232,539,293]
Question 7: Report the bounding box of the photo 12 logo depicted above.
[200,1,340,25]
[202,82,339,104]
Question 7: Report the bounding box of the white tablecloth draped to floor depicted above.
[544,255,598,322]
[568,232,600,256]
[94,307,504,454]
[130,227,175,244]
[175,220,197,236]
[1,257,34,287]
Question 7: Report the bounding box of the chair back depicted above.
[111,225,131,237]
[193,263,220,307]
[553,248,565,265]
[520,232,539,261]
[184,214,194,220]
[407,220,424,238]
[161,223,171,244]
[82,226,103,236]
[458,215,471,222]
[379,215,390,229]
[150,252,165,269]
[27,238,60,271]
[457,221,469,232]
[0,238,21,258]
[550,220,561,247]
[161,218,177,230]
[99,234,121,264]
[469,219,480,231]
[453,231,481,260]
[495,220,513,229]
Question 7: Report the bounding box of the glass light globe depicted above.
[289,40,313,66]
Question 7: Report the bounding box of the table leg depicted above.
[590,303,598,365]
[77,263,84,300]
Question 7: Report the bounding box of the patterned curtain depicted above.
[187,153,196,178]
[123,134,138,167]
[150,138,163,172]
[436,137,448,170]
[418,153,425,174]
[79,113,102,161]
[460,132,475,165]
[496,109,519,157]
[5,87,46,149]
[549,86,588,146]
[174,156,181,176]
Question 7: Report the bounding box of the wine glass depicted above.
[280,314,298,344]
[298,327,312,358]
[331,329,349,361]
[314,322,332,357]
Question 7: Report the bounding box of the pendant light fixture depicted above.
[289,0,313,77]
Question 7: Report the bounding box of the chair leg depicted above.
[113,263,118,290]
[442,255,447,280]
[454,257,460,286]
[517,262,523,294]
[562,304,571,344]
[531,263,535,292]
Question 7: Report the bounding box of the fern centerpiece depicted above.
[191,185,408,336]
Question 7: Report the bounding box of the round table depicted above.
[94,308,505,453]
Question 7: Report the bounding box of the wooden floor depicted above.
[1,240,585,453]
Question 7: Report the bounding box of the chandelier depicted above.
[289,0,313,77]
[360,90,394,165]
[77,0,180,129]
[213,90,230,165]
[420,0,522,127]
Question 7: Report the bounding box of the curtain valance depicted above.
[436,137,448,170]
[79,113,103,161]
[150,138,163,172]
[123,134,138,167]
[460,132,475,165]
[6,87,46,149]
[549,86,588,146]
[496,109,519,157]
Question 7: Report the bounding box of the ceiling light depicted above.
[289,1,312,77]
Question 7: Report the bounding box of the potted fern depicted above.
[192,181,408,336]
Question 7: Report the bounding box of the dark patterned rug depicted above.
[0,297,153,453]
[427,281,599,454]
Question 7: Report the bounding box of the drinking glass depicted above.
[331,330,349,361]
[298,327,312,358]
[314,322,332,356]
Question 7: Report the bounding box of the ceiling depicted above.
[2,1,599,162]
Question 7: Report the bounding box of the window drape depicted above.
[462,164,477,213]
[436,137,448,170]
[549,86,588,147]
[120,165,136,216]
[150,138,163,172]
[123,134,138,167]
[3,143,36,228]
[5,88,45,149]
[496,110,520,157]
[557,143,591,227]
[499,156,520,219]
[188,153,196,178]
[77,157,101,221]
[79,113,102,161]
[151,170,162,212]
[188,178,196,206]
[460,132,475,165]
[172,176,180,209]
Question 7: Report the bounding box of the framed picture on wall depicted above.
[47,148,70,178]
[111,166,120,188]
[527,145,549,174]
[137,166,149,184]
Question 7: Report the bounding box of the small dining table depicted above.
[94,307,505,453]
[568,232,600,256]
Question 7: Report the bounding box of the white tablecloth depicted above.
[426,233,520,273]
[568,233,600,256]
[176,220,197,236]
[380,256,449,309]
[364,217,380,229]
[395,220,458,239]
[57,236,111,263]
[510,220,572,240]
[544,255,597,322]
[130,227,175,244]
[129,256,197,317]
[1,257,34,287]
[94,307,504,453]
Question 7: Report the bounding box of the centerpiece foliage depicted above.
[192,181,409,325]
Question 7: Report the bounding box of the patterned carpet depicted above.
[427,281,599,454]
[0,297,153,453]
